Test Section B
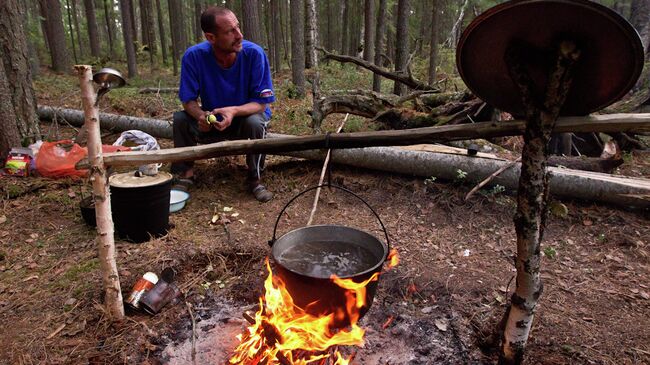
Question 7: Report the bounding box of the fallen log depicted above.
[38,105,173,139]
[280,146,650,209]
[547,156,624,173]
[38,106,650,149]
[138,87,179,94]
[37,106,650,208]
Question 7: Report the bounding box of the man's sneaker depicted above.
[251,183,273,202]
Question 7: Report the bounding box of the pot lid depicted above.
[109,171,172,188]
[456,0,644,117]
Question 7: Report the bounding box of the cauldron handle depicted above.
[269,184,390,256]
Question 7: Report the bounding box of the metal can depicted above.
[125,272,159,309]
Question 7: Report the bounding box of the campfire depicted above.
[229,251,399,365]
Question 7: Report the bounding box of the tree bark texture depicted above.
[629,0,650,53]
[305,0,318,69]
[393,0,409,95]
[338,0,351,56]
[128,0,137,44]
[0,0,41,146]
[39,0,72,72]
[168,0,180,75]
[270,0,282,73]
[155,0,167,65]
[0,57,20,157]
[74,65,124,321]
[428,0,439,85]
[103,0,116,59]
[290,0,306,98]
[500,41,580,364]
[309,90,485,131]
[65,0,79,63]
[373,0,387,92]
[363,0,376,63]
[142,0,157,59]
[84,0,101,57]
[242,0,263,46]
[71,0,84,59]
[119,0,138,77]
[193,0,203,43]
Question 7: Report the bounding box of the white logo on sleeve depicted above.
[260,89,274,98]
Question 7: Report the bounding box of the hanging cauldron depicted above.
[269,184,390,329]
[109,171,172,243]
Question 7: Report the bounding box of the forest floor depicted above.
[0,64,649,364]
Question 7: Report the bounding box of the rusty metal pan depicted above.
[456,0,644,116]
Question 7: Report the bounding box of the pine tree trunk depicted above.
[65,0,79,63]
[280,0,290,65]
[326,0,333,52]
[71,0,84,58]
[103,0,116,59]
[290,0,305,97]
[128,0,138,44]
[168,0,178,75]
[363,0,375,62]
[629,0,650,52]
[393,0,409,96]
[258,0,268,48]
[270,0,282,73]
[156,0,167,65]
[141,0,156,66]
[84,0,101,57]
[177,1,187,53]
[119,0,138,77]
[427,0,439,85]
[40,0,72,72]
[0,0,41,151]
[139,0,148,48]
[242,0,263,46]
[340,0,348,55]
[0,61,20,157]
[372,0,387,92]
[74,65,125,321]
[193,0,202,43]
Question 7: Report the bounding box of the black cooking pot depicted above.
[109,171,172,243]
[269,184,390,329]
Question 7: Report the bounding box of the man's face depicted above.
[207,12,243,54]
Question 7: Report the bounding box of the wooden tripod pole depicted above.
[75,65,124,320]
[306,114,349,226]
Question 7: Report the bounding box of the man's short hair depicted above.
[201,6,232,34]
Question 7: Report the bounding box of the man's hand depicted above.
[211,106,237,131]
[197,113,211,132]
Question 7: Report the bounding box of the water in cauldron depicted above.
[277,241,377,278]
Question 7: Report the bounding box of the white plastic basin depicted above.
[169,189,190,213]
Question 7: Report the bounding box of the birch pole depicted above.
[306,113,349,226]
[75,65,124,320]
[499,41,580,364]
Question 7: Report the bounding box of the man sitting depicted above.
[172,5,275,202]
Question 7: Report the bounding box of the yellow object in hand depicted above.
[207,114,217,124]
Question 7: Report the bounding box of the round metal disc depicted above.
[456,0,644,116]
[92,67,126,89]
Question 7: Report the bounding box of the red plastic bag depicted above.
[36,140,130,179]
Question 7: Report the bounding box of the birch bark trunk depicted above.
[500,40,580,364]
[75,65,124,321]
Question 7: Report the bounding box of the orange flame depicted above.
[230,249,400,364]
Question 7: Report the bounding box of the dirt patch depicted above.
[1,152,648,364]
